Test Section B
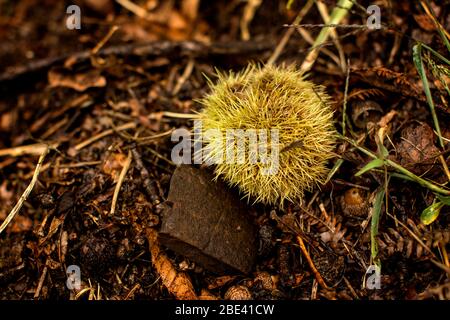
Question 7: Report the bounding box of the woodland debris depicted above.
[0,147,49,234]
[146,228,197,300]
[48,68,106,92]
[0,40,273,83]
[396,122,441,175]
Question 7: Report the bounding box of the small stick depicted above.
[0,40,272,82]
[311,279,318,300]
[438,154,450,182]
[134,129,174,142]
[267,0,314,65]
[23,162,51,180]
[0,142,57,157]
[240,0,262,41]
[124,283,141,300]
[420,0,450,40]
[295,27,342,67]
[0,146,49,234]
[440,242,449,268]
[300,0,354,73]
[74,287,93,300]
[430,259,450,275]
[74,112,198,152]
[110,151,132,215]
[343,276,359,299]
[59,161,102,168]
[152,111,199,119]
[115,0,157,21]
[296,235,329,290]
[34,259,49,299]
[92,25,119,55]
[74,122,136,151]
[173,59,195,95]
[318,202,330,221]
[316,0,347,72]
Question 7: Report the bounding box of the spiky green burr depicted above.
[198,64,336,206]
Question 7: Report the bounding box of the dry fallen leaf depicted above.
[48,68,106,92]
[102,152,128,182]
[413,14,437,31]
[396,122,440,175]
[146,228,197,300]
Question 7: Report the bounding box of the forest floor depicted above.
[0,0,449,300]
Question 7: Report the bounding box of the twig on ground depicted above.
[300,0,354,73]
[115,0,160,21]
[267,0,314,65]
[74,122,136,151]
[0,40,273,82]
[173,59,195,95]
[240,0,262,40]
[74,112,196,152]
[296,235,329,289]
[316,0,347,72]
[110,151,132,215]
[0,142,57,157]
[0,146,49,234]
[92,25,119,55]
[33,259,49,299]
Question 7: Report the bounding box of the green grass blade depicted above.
[371,188,385,268]
[355,158,384,177]
[422,44,450,66]
[312,0,353,47]
[413,43,444,148]
[338,134,450,195]
[423,0,450,53]
[437,194,450,205]
[324,158,344,185]
[300,0,353,72]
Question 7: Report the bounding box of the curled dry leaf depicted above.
[351,100,383,129]
[413,14,437,32]
[396,122,440,175]
[48,68,106,92]
[146,228,197,300]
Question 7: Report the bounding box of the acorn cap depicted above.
[340,187,368,217]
